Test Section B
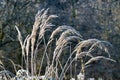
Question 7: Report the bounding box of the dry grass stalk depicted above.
[52,31,82,65]
[30,9,57,76]
[56,29,82,45]
[15,25,26,67]
[50,25,74,39]
[74,39,98,54]
[85,56,116,66]
[75,51,93,59]
[74,39,112,59]
[56,36,82,59]
[88,40,112,58]
[52,29,82,61]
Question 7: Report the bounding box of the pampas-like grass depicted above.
[15,9,57,79]
[50,25,74,39]
[31,9,57,76]
[88,40,113,58]
[52,30,82,66]
[74,39,113,59]
[53,36,81,61]
[74,39,99,54]
[60,38,114,80]
[14,8,116,80]
[52,28,82,63]
[56,29,82,45]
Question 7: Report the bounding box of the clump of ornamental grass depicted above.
[45,26,83,79]
[12,8,116,80]
[59,38,115,80]
[15,8,57,80]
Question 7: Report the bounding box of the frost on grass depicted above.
[0,8,116,80]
